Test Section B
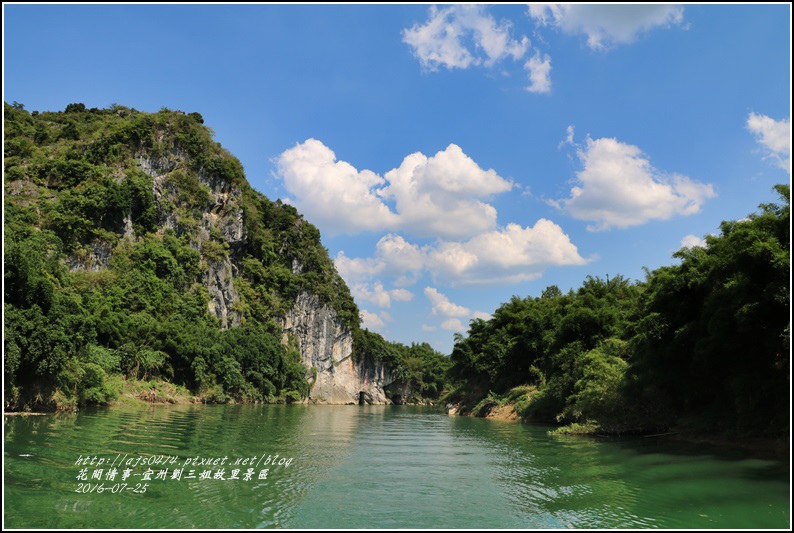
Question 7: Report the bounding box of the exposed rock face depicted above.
[67,145,388,398]
[204,258,241,329]
[138,150,244,328]
[65,240,114,272]
[283,292,395,404]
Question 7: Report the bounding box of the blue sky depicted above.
[4,4,791,354]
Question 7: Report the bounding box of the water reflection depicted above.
[4,405,790,529]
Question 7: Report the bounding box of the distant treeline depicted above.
[446,185,790,437]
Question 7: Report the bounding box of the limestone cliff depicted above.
[4,103,387,406]
[130,117,383,399]
[135,147,380,399]
[283,292,395,404]
[139,149,245,329]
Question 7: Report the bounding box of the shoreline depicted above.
[446,400,790,459]
[8,389,788,460]
[4,377,439,413]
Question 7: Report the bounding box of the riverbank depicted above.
[5,377,259,413]
[446,393,790,459]
[113,378,201,406]
[5,376,440,413]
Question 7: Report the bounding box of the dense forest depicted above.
[3,102,447,410]
[447,184,790,438]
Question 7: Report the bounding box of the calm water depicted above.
[3,404,790,529]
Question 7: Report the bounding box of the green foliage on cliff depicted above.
[4,102,357,410]
[448,186,790,437]
[354,328,451,401]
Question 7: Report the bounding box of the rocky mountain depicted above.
[4,102,446,410]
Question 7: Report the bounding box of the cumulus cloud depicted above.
[680,234,707,249]
[403,4,529,71]
[529,4,685,50]
[425,288,492,332]
[277,140,512,240]
[381,144,513,239]
[334,252,384,283]
[441,319,467,332]
[275,139,398,235]
[555,136,715,231]
[373,233,426,284]
[337,220,587,288]
[360,309,385,330]
[335,234,425,288]
[525,51,552,93]
[350,282,414,309]
[427,220,588,284]
[747,113,791,174]
[422,287,491,331]
[425,287,471,317]
[354,283,391,308]
[390,288,414,302]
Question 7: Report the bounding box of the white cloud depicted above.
[747,113,791,174]
[560,125,575,147]
[350,282,414,309]
[335,251,384,284]
[441,319,467,332]
[351,282,389,308]
[381,144,513,239]
[425,288,493,333]
[421,324,437,332]
[278,140,512,240]
[556,136,715,231]
[335,234,425,288]
[375,234,424,271]
[337,220,587,288]
[427,220,588,284]
[403,5,529,71]
[524,51,552,93]
[374,234,425,285]
[360,309,385,330]
[680,234,707,249]
[275,139,398,235]
[390,288,414,302]
[425,287,471,317]
[529,4,685,50]
[473,311,493,321]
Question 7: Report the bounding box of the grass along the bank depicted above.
[5,374,318,413]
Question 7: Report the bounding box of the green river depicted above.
[3,404,790,529]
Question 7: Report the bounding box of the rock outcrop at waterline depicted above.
[283,292,395,404]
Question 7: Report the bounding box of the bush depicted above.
[560,346,628,428]
[283,390,302,403]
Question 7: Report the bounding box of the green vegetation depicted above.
[3,102,364,410]
[447,185,790,438]
[354,328,451,402]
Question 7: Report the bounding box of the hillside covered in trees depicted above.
[3,102,447,410]
[447,185,790,438]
